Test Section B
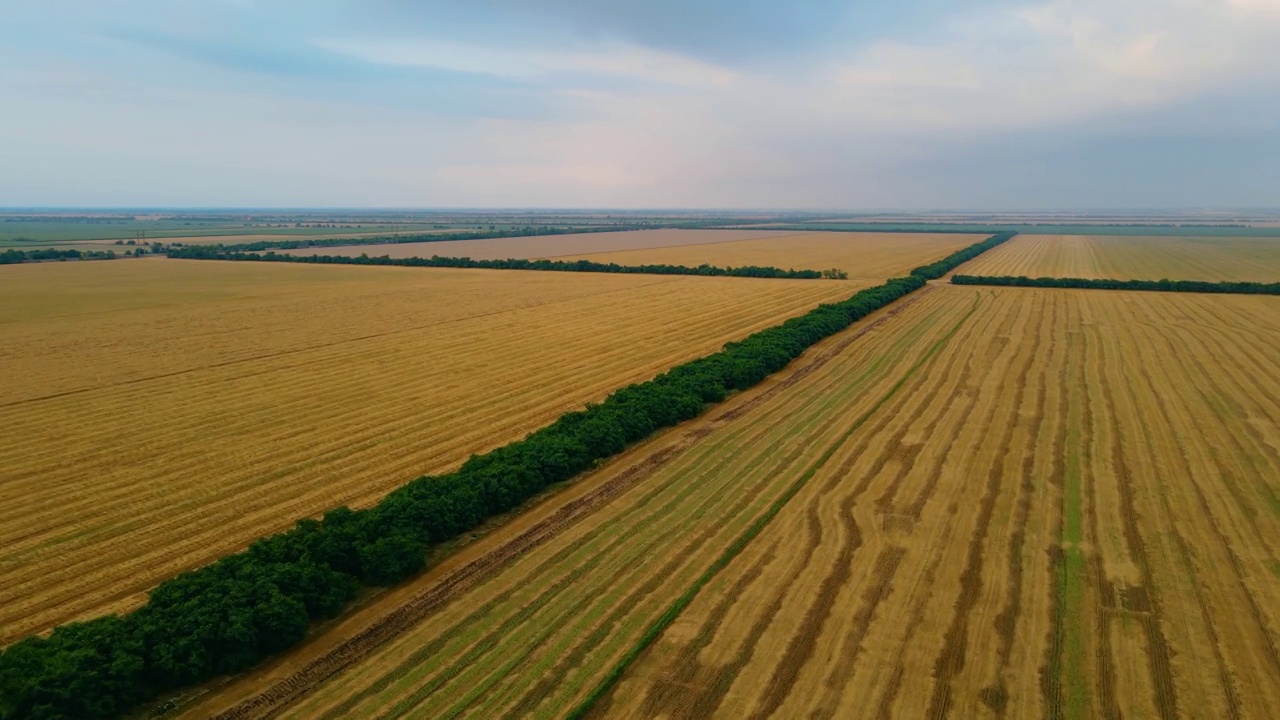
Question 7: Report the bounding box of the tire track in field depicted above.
[752,286,1003,717]
[865,289,1024,712]
[980,291,1056,716]
[741,294,987,720]
[802,295,999,719]
[1080,316,1123,720]
[925,290,1041,720]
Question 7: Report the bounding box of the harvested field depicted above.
[187,285,1280,720]
[0,259,860,643]
[548,232,985,281]
[963,234,1280,281]
[180,281,971,719]
[277,229,798,261]
[601,286,1280,720]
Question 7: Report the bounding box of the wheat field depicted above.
[549,232,985,281]
[186,285,1280,720]
[962,234,1280,281]
[0,258,861,643]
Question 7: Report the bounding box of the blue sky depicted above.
[1,0,1277,208]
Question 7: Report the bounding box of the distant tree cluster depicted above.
[951,274,1280,296]
[0,248,117,264]
[167,247,830,280]
[0,233,1014,720]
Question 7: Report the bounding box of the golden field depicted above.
[0,258,862,643]
[962,234,1280,281]
[277,229,797,261]
[186,285,1280,720]
[549,232,985,281]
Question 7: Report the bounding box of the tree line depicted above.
[910,232,1017,280]
[0,248,118,264]
[185,217,775,254]
[167,247,837,280]
[951,274,1280,295]
[0,233,1014,720]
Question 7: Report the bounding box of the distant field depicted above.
[276,229,799,261]
[548,232,985,280]
[185,285,1280,719]
[0,221,463,245]
[5,229,481,251]
[747,223,1280,237]
[0,259,860,643]
[963,234,1280,281]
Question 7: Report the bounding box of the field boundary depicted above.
[737,222,1280,238]
[952,274,1280,295]
[165,247,841,280]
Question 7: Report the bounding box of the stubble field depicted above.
[601,286,1280,720]
[185,284,1280,720]
[277,229,799,261]
[549,232,985,281]
[0,258,862,643]
[962,234,1280,281]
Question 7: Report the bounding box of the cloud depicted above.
[0,0,1276,207]
[314,37,737,90]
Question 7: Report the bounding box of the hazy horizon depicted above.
[4,1,1279,208]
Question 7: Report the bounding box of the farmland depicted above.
[184,284,1280,719]
[548,232,985,281]
[0,258,862,644]
[962,234,1280,282]
[600,286,1280,719]
[277,229,799,261]
[0,209,682,246]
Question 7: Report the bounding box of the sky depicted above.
[1,0,1278,209]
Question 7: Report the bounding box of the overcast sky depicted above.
[2,0,1278,208]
